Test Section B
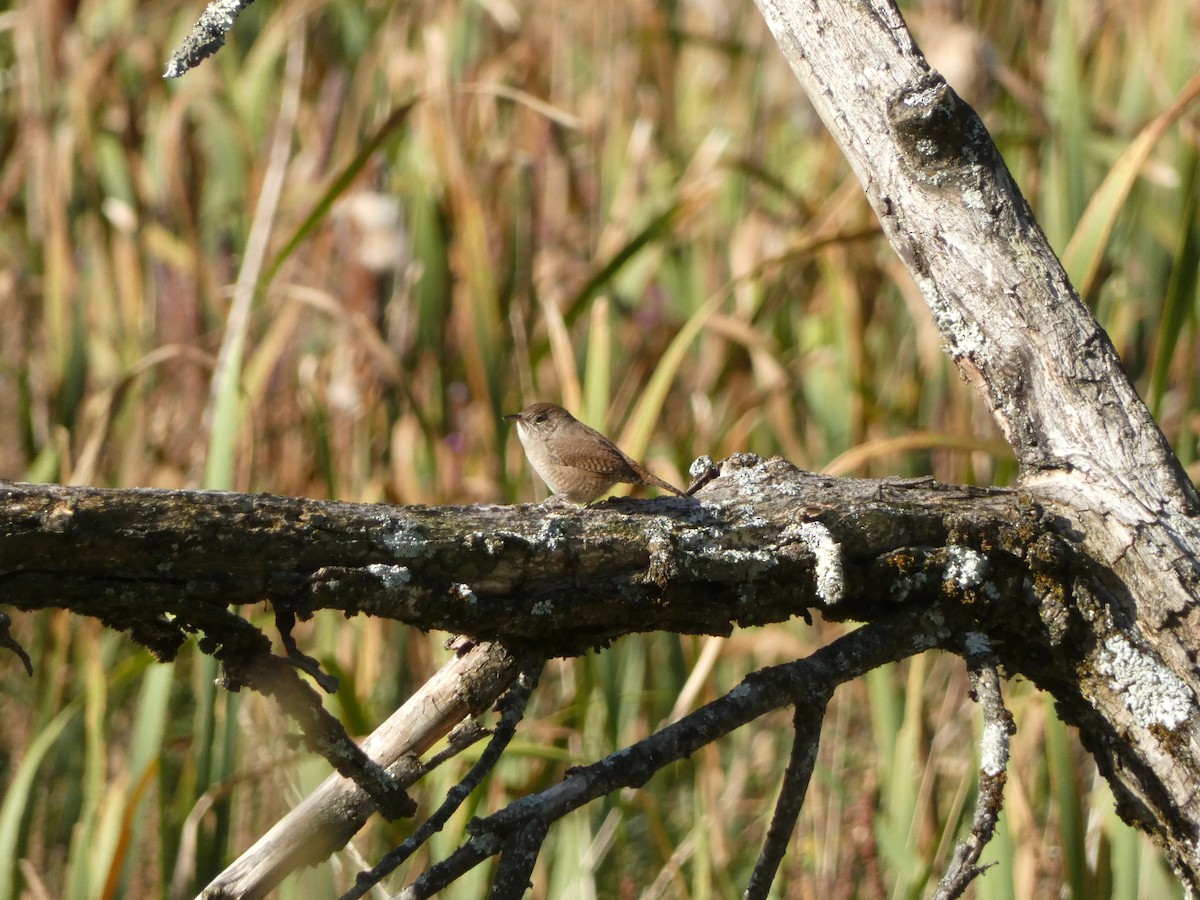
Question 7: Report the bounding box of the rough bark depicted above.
[751,0,1200,886]
[0,460,1080,897]
[0,462,1031,652]
[4,430,1198,889]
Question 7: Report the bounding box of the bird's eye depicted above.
[532,413,546,423]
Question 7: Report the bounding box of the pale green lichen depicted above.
[366,563,411,589]
[791,521,844,606]
[1096,634,1192,730]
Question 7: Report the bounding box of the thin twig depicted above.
[744,700,826,899]
[163,0,257,78]
[0,612,32,676]
[391,836,499,900]
[932,632,1014,900]
[391,608,946,896]
[341,661,544,899]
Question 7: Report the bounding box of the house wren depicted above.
[505,402,686,504]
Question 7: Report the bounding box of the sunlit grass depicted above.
[0,0,1196,895]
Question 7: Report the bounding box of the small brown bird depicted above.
[505,402,686,504]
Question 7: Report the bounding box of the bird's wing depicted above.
[550,435,638,479]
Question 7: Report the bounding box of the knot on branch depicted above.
[886,72,996,177]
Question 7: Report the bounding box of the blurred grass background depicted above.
[0,0,1197,896]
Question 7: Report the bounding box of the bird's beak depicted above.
[503,413,521,421]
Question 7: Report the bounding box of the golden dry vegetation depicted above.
[0,0,1197,896]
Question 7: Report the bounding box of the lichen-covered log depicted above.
[1,457,1031,657]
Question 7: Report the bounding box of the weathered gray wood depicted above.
[751,0,1200,886]
[196,641,518,900]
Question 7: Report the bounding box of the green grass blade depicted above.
[1149,156,1200,416]
[582,297,613,432]
[1044,706,1087,898]
[566,202,686,322]
[620,289,723,458]
[0,705,76,900]
[1062,69,1200,300]
[261,100,418,288]
[1042,3,1092,252]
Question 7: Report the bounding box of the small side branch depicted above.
[933,633,1015,900]
[340,661,544,900]
[744,700,826,899]
[201,641,519,899]
[219,648,417,820]
[394,608,943,895]
[0,612,32,676]
[489,819,550,900]
[164,0,257,78]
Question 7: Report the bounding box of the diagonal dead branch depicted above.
[218,647,416,820]
[392,608,946,896]
[746,2,1200,880]
[341,660,544,900]
[744,700,826,900]
[200,640,519,899]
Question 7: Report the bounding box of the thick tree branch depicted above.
[0,463,1024,653]
[750,0,1200,885]
[753,0,1196,512]
[0,462,1041,895]
[6,445,1199,893]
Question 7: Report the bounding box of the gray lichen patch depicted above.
[449,582,478,604]
[787,521,844,606]
[366,563,412,590]
[944,546,1000,599]
[680,524,777,581]
[920,279,989,363]
[380,521,432,558]
[533,516,571,551]
[1095,634,1193,731]
[466,531,507,555]
[944,546,987,587]
[963,630,993,657]
[889,570,929,603]
[980,710,1008,777]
